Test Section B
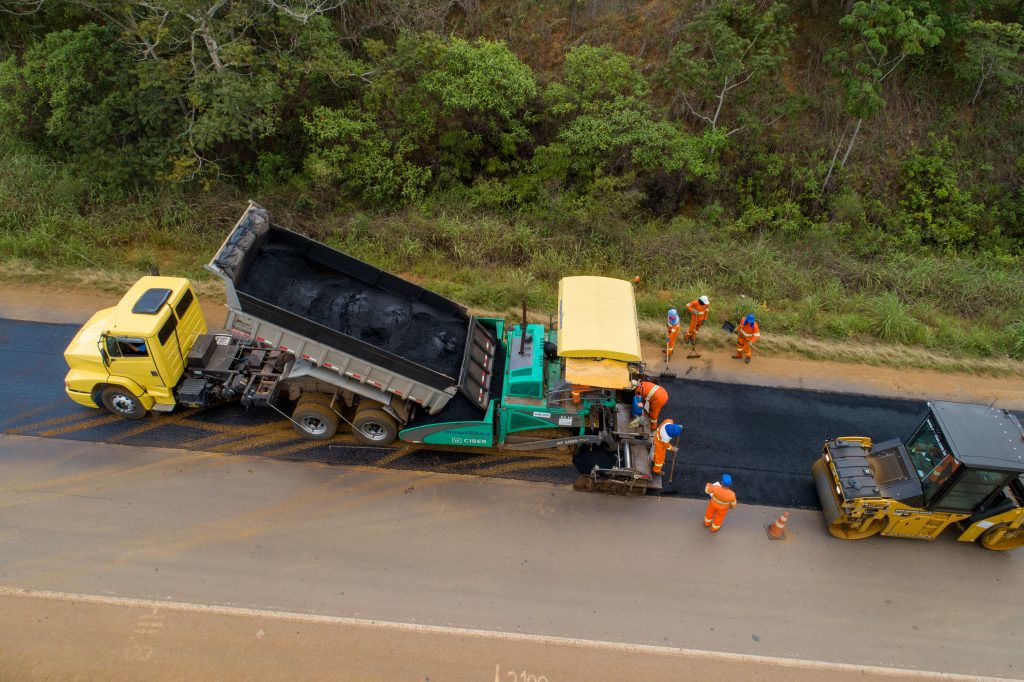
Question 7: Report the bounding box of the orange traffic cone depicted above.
[766,512,789,540]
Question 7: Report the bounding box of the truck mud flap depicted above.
[812,457,842,526]
[458,318,498,411]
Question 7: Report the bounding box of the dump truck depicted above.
[64,203,665,493]
[811,400,1024,550]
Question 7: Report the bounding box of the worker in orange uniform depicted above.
[683,295,710,344]
[733,313,760,364]
[630,379,669,430]
[664,308,681,360]
[704,474,737,532]
[651,420,682,476]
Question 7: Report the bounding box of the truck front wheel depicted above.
[100,386,147,420]
[291,396,339,440]
[352,408,398,446]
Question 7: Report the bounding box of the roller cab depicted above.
[812,401,1024,550]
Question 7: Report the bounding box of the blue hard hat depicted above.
[721,473,733,486]
[743,314,755,325]
[667,308,679,322]
[665,423,683,438]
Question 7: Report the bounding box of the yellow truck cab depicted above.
[64,276,206,418]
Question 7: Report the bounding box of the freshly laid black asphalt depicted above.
[0,317,943,508]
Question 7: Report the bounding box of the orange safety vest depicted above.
[655,419,676,444]
[637,381,666,404]
[652,419,676,474]
[686,299,709,321]
[705,482,736,509]
[738,321,760,343]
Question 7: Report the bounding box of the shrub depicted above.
[863,293,926,345]
[1005,320,1024,359]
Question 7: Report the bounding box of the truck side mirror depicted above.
[98,340,110,367]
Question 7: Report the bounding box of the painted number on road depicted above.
[495,664,548,682]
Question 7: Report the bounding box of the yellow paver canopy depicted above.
[557,276,641,363]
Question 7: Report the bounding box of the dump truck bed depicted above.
[206,204,495,415]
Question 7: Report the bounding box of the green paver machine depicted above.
[400,277,662,494]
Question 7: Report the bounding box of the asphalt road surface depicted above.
[0,317,931,508]
[1,435,1020,680]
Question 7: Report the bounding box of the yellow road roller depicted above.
[812,401,1024,551]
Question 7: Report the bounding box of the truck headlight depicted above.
[824,451,831,463]
[835,484,841,496]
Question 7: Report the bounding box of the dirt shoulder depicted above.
[6,281,1022,410]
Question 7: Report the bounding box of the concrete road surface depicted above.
[1,435,1021,680]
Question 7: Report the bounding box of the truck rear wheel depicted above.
[352,408,398,446]
[979,523,1024,551]
[100,386,147,420]
[291,395,339,440]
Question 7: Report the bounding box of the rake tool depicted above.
[685,334,702,359]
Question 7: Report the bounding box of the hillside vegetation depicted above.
[1,0,1023,364]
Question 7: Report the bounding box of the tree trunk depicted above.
[837,117,862,173]
[198,24,225,71]
[820,120,850,195]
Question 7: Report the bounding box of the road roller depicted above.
[812,400,1024,551]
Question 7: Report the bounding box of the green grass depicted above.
[2,141,1023,368]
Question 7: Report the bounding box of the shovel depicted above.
[668,434,681,483]
[686,334,702,359]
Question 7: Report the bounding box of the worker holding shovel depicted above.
[629,379,669,430]
[651,420,682,477]
[732,313,760,364]
[683,295,710,344]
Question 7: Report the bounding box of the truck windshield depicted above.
[906,416,960,504]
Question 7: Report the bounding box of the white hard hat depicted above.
[699,295,709,305]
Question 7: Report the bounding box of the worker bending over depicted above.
[704,474,737,532]
[684,295,710,344]
[631,379,669,430]
[733,313,760,364]
[665,309,681,360]
[651,420,682,476]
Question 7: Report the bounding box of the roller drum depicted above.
[812,457,843,526]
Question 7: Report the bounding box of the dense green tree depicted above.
[822,0,944,193]
[956,20,1024,107]
[0,1,364,185]
[0,23,181,186]
[305,33,537,204]
[529,44,719,212]
[657,1,794,137]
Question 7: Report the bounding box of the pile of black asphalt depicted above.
[656,377,927,508]
[238,242,468,379]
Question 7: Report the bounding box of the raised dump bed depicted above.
[207,203,496,415]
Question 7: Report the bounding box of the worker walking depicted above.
[651,419,682,476]
[733,313,760,364]
[665,309,682,360]
[704,474,737,532]
[683,295,710,344]
[630,379,669,430]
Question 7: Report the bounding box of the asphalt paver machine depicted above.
[812,401,1024,550]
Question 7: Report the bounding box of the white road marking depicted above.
[0,585,1003,681]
